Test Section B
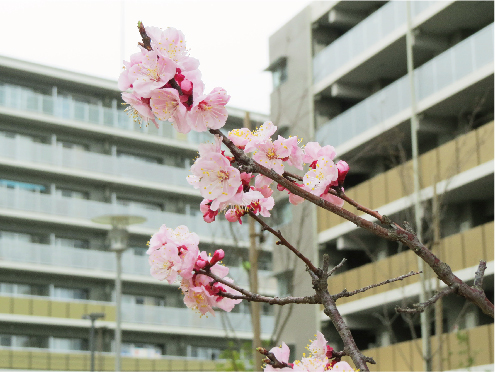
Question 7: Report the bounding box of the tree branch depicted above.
[474,260,487,289]
[395,285,458,314]
[333,271,422,300]
[137,21,152,51]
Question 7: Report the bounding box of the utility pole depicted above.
[244,111,263,370]
[406,2,432,370]
[82,312,105,372]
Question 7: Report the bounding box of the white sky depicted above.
[0,0,312,115]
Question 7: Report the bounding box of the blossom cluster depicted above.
[186,121,349,224]
[263,332,355,372]
[147,224,241,316]
[119,25,230,133]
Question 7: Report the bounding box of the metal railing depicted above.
[316,23,494,147]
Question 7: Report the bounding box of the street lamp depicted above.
[91,215,146,372]
[82,312,105,372]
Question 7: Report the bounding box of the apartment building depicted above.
[267,1,494,370]
[0,55,276,371]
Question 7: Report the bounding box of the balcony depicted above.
[0,185,250,241]
[327,221,493,305]
[316,23,494,149]
[0,135,193,190]
[313,1,437,84]
[0,294,274,335]
[317,121,494,233]
[0,83,212,145]
[0,239,276,291]
[0,347,221,371]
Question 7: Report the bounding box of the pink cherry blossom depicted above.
[147,224,174,254]
[118,50,146,91]
[121,92,158,128]
[336,160,350,185]
[292,357,328,372]
[303,156,338,196]
[228,128,252,149]
[168,225,199,247]
[244,121,277,153]
[303,142,336,165]
[308,331,328,359]
[320,191,344,208]
[189,153,241,210]
[200,199,219,223]
[131,50,177,98]
[264,342,293,372]
[252,138,291,175]
[188,88,230,131]
[254,174,274,198]
[198,134,223,157]
[150,88,190,133]
[280,136,304,170]
[146,26,196,69]
[148,242,181,283]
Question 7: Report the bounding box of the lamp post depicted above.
[82,312,105,372]
[91,215,146,372]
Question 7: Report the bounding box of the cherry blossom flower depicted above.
[200,199,219,223]
[244,121,277,153]
[252,138,291,175]
[189,153,241,211]
[254,174,274,198]
[303,155,338,196]
[264,343,293,372]
[331,361,355,372]
[150,88,190,133]
[146,224,174,254]
[308,331,328,359]
[148,242,181,283]
[121,92,158,128]
[131,50,177,98]
[304,142,336,167]
[292,357,328,372]
[189,88,230,131]
[336,160,350,185]
[118,50,146,91]
[228,128,252,149]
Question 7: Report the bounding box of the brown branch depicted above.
[137,21,152,51]
[328,258,346,277]
[282,171,303,182]
[333,271,422,300]
[395,285,458,314]
[247,211,320,275]
[474,260,487,289]
[257,347,293,369]
[209,128,494,319]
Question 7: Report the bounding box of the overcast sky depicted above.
[0,0,312,115]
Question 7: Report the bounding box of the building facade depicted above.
[0,55,276,370]
[268,1,494,370]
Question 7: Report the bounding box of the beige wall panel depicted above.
[101,355,115,371]
[385,167,404,203]
[344,267,359,298]
[11,350,30,369]
[482,221,494,262]
[32,298,50,317]
[373,258,391,296]
[155,358,171,371]
[410,339,423,371]
[201,360,218,371]
[419,148,439,189]
[122,357,137,371]
[370,173,387,209]
[328,272,346,304]
[354,182,371,214]
[12,297,30,315]
[442,233,464,272]
[462,225,484,268]
[49,353,68,370]
[137,358,154,371]
[438,140,459,181]
[468,324,492,366]
[446,329,471,370]
[170,359,187,371]
[68,302,86,319]
[0,296,12,314]
[103,304,116,321]
[457,129,479,173]
[477,121,494,164]
[358,263,375,298]
[51,301,68,318]
[488,324,494,364]
[68,353,88,370]
[0,350,11,368]
[377,345,397,371]
[31,352,50,370]
[394,341,413,371]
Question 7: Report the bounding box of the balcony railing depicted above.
[0,83,211,145]
[0,239,275,290]
[0,135,192,189]
[0,347,222,371]
[313,1,437,84]
[0,186,249,241]
[316,23,494,148]
[0,294,274,335]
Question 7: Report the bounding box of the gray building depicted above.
[267,1,493,370]
[0,55,275,370]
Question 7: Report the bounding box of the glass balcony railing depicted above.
[313,1,438,84]
[0,135,192,189]
[0,83,212,145]
[316,23,494,148]
[121,302,274,333]
[0,238,275,290]
[0,186,249,241]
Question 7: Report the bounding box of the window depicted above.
[51,337,87,351]
[267,56,288,89]
[52,286,88,300]
[117,198,162,212]
[117,151,161,164]
[55,237,90,249]
[187,345,221,360]
[0,179,46,193]
[56,188,89,200]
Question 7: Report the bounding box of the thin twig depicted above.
[395,285,458,314]
[328,258,346,277]
[137,21,152,51]
[474,260,487,289]
[247,211,320,275]
[333,271,422,300]
[257,347,293,369]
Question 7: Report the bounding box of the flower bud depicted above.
[336,160,349,185]
[210,249,225,265]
